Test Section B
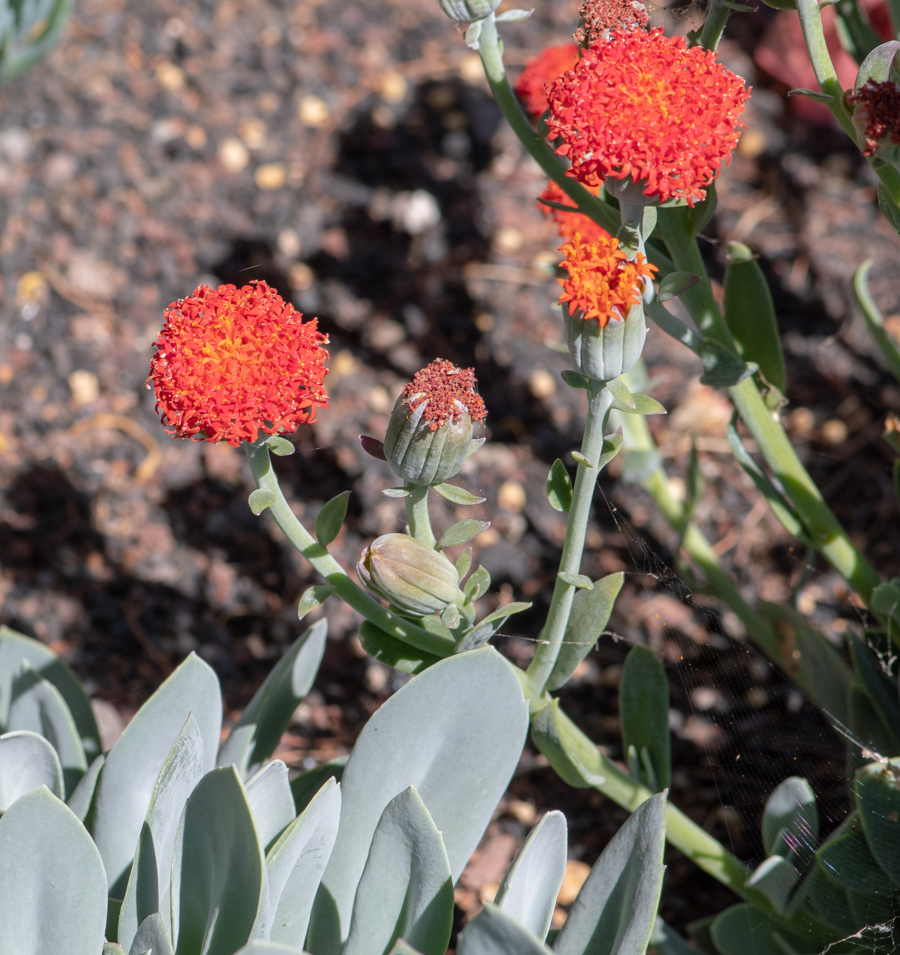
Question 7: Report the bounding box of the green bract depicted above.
[563,302,647,383]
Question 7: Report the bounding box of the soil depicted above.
[2,0,900,942]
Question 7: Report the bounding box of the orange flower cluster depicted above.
[149,281,329,447]
[515,43,579,117]
[547,29,749,205]
[558,233,657,327]
[847,80,900,157]
[539,180,610,244]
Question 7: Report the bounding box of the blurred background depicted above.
[2,0,900,932]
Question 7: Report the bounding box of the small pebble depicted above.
[298,95,330,126]
[255,163,286,190]
[155,61,185,92]
[557,860,590,907]
[498,480,526,513]
[218,137,249,172]
[69,369,100,406]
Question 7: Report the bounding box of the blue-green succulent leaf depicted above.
[92,653,222,895]
[246,760,296,853]
[0,786,106,953]
[457,903,553,955]
[553,793,667,955]
[218,621,327,779]
[0,729,63,808]
[343,787,453,955]
[493,810,567,942]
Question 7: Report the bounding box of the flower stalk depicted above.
[244,441,456,657]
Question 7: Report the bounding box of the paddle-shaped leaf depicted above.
[7,659,87,793]
[343,787,453,955]
[547,573,623,692]
[309,647,528,954]
[172,767,265,955]
[0,625,101,760]
[68,753,105,821]
[0,786,106,954]
[218,621,327,778]
[130,913,175,955]
[619,646,670,791]
[92,652,222,895]
[0,729,63,809]
[457,904,553,955]
[246,760,296,853]
[119,715,206,953]
[493,811,567,942]
[761,776,817,863]
[553,793,667,955]
[261,777,341,947]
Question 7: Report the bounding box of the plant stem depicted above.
[659,223,883,606]
[245,442,456,657]
[698,0,731,52]
[527,380,614,691]
[405,485,436,547]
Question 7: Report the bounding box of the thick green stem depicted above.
[245,442,456,657]
[660,225,883,605]
[618,412,781,660]
[527,381,614,691]
[405,485,436,547]
[727,378,882,604]
[698,0,731,52]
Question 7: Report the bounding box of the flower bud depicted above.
[383,359,486,486]
[437,0,501,22]
[358,533,460,616]
[564,300,646,382]
[848,79,900,164]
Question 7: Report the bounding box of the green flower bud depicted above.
[383,358,487,486]
[358,533,460,616]
[564,301,647,383]
[437,0,501,22]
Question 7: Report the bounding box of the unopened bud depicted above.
[437,0,501,21]
[848,79,900,163]
[564,301,647,382]
[358,533,460,616]
[383,358,487,486]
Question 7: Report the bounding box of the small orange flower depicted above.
[149,281,329,447]
[558,233,657,327]
[539,180,610,244]
[547,29,750,205]
[515,43,580,117]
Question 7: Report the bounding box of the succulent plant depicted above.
[0,0,74,81]
[0,625,668,955]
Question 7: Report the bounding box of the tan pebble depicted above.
[277,228,302,259]
[789,406,815,437]
[298,94,330,126]
[69,369,100,406]
[551,906,568,929]
[377,71,408,104]
[557,859,590,907]
[528,369,556,398]
[473,312,494,332]
[498,479,526,513]
[506,798,537,826]
[821,418,848,445]
[255,163,286,190]
[155,61,185,92]
[459,53,483,84]
[479,881,500,904]
[0,365,13,385]
[493,226,523,253]
[16,270,46,303]
[239,117,267,150]
[368,386,392,414]
[289,262,314,291]
[329,349,360,380]
[218,137,249,172]
[185,125,207,149]
[738,128,767,159]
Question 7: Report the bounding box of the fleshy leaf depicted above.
[493,811,567,942]
[246,760,297,853]
[439,519,491,548]
[619,645,671,791]
[218,621,326,779]
[92,652,222,895]
[0,730,64,809]
[530,699,606,788]
[546,459,573,513]
[0,787,107,954]
[343,788,453,955]
[315,491,351,547]
[249,489,278,515]
[432,483,486,505]
[457,904,554,955]
[658,271,700,303]
[309,648,528,953]
[553,793,667,955]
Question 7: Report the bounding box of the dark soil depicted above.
[2,0,900,940]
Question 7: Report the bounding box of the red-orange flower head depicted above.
[546,29,750,206]
[558,232,657,327]
[539,180,611,245]
[149,281,329,447]
[515,43,580,118]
